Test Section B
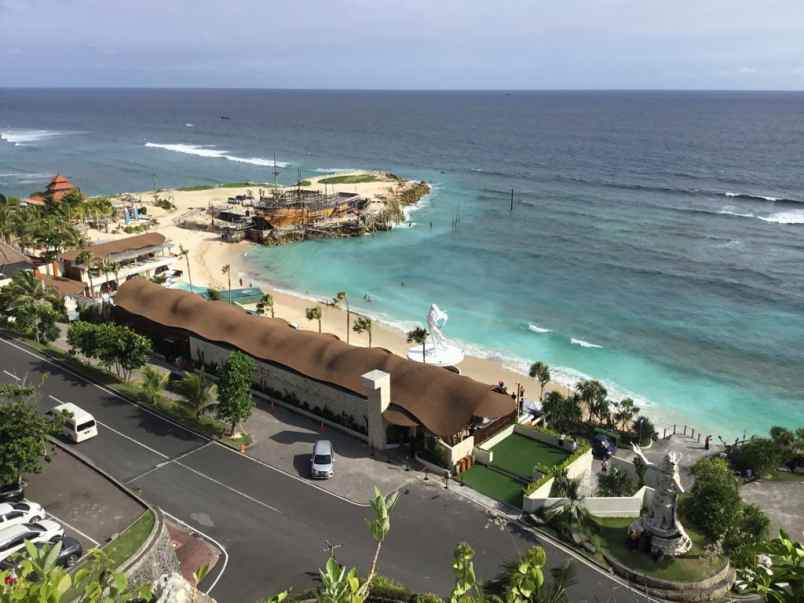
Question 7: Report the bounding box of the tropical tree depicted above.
[735,530,803,603]
[75,249,96,296]
[333,291,351,343]
[406,327,429,363]
[207,288,222,301]
[139,366,167,405]
[484,545,576,603]
[538,464,571,498]
[575,379,607,423]
[541,391,581,434]
[681,457,741,542]
[0,382,65,485]
[528,362,550,401]
[596,467,638,497]
[221,263,232,303]
[306,305,323,333]
[216,351,255,435]
[612,398,640,431]
[0,271,63,344]
[353,316,373,347]
[256,293,274,318]
[180,372,218,418]
[178,244,193,289]
[544,478,590,542]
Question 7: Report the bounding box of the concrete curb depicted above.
[47,437,161,574]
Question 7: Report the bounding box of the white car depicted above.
[0,520,64,563]
[0,502,45,531]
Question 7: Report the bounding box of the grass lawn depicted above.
[459,464,523,507]
[591,517,727,583]
[104,509,156,569]
[319,174,379,184]
[491,433,569,479]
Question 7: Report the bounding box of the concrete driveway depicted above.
[244,396,417,503]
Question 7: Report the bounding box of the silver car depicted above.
[311,440,334,479]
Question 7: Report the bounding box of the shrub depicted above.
[732,437,784,477]
[632,416,656,445]
[524,439,591,496]
[596,467,638,497]
[368,574,410,601]
[681,457,741,542]
[723,503,770,567]
[412,593,443,603]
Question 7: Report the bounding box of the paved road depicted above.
[0,337,653,603]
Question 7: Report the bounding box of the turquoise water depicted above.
[3,89,803,438]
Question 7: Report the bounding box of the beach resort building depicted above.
[62,233,177,298]
[24,174,79,206]
[113,278,514,457]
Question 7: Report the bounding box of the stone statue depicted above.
[630,443,692,558]
[426,304,449,350]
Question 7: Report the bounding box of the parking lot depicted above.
[24,444,146,557]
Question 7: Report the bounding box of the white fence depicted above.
[523,485,654,516]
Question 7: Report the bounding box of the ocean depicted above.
[2,88,803,437]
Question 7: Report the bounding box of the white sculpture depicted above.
[407,303,465,367]
[630,444,692,557]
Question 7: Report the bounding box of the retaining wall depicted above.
[523,485,654,515]
[478,424,515,450]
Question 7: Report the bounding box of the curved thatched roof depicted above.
[114,278,512,438]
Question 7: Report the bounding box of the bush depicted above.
[412,593,443,603]
[732,437,784,477]
[368,574,410,601]
[596,467,638,497]
[523,439,591,496]
[681,457,741,542]
[723,503,770,567]
[632,416,656,445]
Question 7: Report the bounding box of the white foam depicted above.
[714,239,743,249]
[145,142,289,168]
[0,171,49,179]
[314,168,357,173]
[528,323,552,334]
[719,207,755,219]
[185,123,194,127]
[0,129,73,146]
[570,337,603,349]
[758,210,804,225]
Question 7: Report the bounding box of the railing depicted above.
[472,411,516,446]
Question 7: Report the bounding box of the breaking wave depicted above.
[528,323,552,334]
[144,142,289,168]
[570,338,603,349]
[1,129,76,146]
[758,211,804,225]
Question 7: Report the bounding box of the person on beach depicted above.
[602,458,609,473]
[704,435,711,450]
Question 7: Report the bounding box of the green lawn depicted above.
[591,517,727,582]
[104,509,156,569]
[491,433,569,479]
[459,464,523,507]
[319,174,380,185]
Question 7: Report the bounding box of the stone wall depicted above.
[190,336,369,428]
[122,512,180,590]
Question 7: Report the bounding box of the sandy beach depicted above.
[93,174,572,403]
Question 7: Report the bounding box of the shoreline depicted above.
[97,178,718,438]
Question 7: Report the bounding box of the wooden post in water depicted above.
[510,188,514,212]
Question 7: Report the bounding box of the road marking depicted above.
[0,336,210,442]
[96,420,170,460]
[175,460,281,514]
[212,442,370,508]
[48,394,65,405]
[126,442,214,485]
[46,512,101,547]
[162,510,228,595]
[3,369,20,380]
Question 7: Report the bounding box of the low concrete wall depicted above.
[524,485,653,516]
[567,448,593,481]
[438,435,475,466]
[479,424,515,450]
[522,448,593,512]
[473,447,493,465]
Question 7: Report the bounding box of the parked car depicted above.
[310,440,334,479]
[591,434,617,459]
[0,520,64,563]
[0,482,25,504]
[0,536,83,571]
[0,502,45,532]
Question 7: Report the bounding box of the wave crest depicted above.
[570,337,603,349]
[528,323,552,334]
[145,142,289,168]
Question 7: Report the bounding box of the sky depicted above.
[2,0,804,89]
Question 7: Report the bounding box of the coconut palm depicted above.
[0,271,61,343]
[406,327,429,363]
[332,291,351,343]
[352,316,373,347]
[75,250,96,297]
[140,367,167,406]
[221,264,232,303]
[543,478,590,542]
[179,373,217,419]
[575,379,607,423]
[529,361,551,401]
[613,398,640,431]
[306,306,322,333]
[178,244,193,289]
[256,293,274,318]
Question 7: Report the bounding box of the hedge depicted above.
[522,439,591,496]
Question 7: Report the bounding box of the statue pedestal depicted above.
[407,342,465,367]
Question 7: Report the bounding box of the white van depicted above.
[50,403,98,443]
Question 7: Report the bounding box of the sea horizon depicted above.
[2,88,802,438]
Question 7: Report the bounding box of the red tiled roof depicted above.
[47,174,75,192]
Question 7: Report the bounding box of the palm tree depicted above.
[575,379,607,423]
[406,327,429,364]
[109,261,122,292]
[256,293,274,318]
[613,398,640,431]
[529,361,551,401]
[544,478,590,541]
[140,367,167,406]
[352,316,373,347]
[178,244,193,289]
[221,264,232,304]
[75,250,95,297]
[179,373,217,419]
[333,291,351,343]
[0,271,61,344]
[306,306,322,333]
